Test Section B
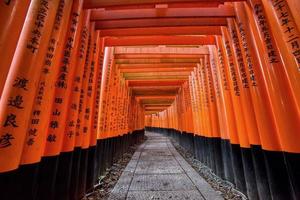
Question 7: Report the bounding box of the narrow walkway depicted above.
[108,131,224,200]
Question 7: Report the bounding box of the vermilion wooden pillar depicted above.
[0,1,31,97]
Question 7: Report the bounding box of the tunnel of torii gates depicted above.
[0,0,300,200]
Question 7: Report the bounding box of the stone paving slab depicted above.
[108,132,224,200]
[129,174,196,191]
[135,159,183,174]
[140,149,173,157]
[126,190,205,200]
[139,155,174,161]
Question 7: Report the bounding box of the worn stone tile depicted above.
[129,174,196,191]
[109,172,135,200]
[186,170,223,200]
[140,149,173,157]
[139,155,174,161]
[126,190,205,200]
[135,159,183,174]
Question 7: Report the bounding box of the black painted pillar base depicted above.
[86,146,97,193]
[54,151,74,200]
[36,156,59,200]
[77,148,88,199]
[69,147,81,200]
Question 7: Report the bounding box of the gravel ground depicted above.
[83,137,147,200]
[170,138,248,200]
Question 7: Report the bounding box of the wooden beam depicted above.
[98,26,222,36]
[115,53,206,59]
[128,80,185,87]
[141,98,174,104]
[131,86,181,89]
[136,95,176,100]
[143,104,170,108]
[105,36,215,46]
[132,88,179,96]
[115,46,209,54]
[91,6,234,20]
[115,58,200,64]
[84,0,244,9]
[124,76,189,80]
[95,17,227,29]
[123,71,191,76]
[120,67,193,73]
[145,108,168,111]
[118,63,197,69]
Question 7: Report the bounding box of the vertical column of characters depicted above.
[193,70,202,135]
[81,22,96,149]
[0,0,60,172]
[191,69,199,134]
[184,82,193,133]
[116,79,122,134]
[121,83,128,134]
[104,52,115,137]
[74,21,92,148]
[123,81,129,134]
[89,32,103,146]
[199,59,212,138]
[205,55,221,139]
[178,88,184,132]
[194,68,205,135]
[124,84,130,133]
[116,78,125,135]
[130,98,134,130]
[175,98,179,130]
[215,36,239,148]
[122,79,128,133]
[209,46,228,141]
[188,74,195,132]
[117,73,125,132]
[114,74,122,135]
[21,0,74,165]
[43,0,84,157]
[98,47,114,139]
[110,72,121,137]
[181,83,187,132]
[62,10,89,152]
[169,104,173,129]
[126,93,132,132]
[221,27,250,149]
[105,59,117,138]
[186,82,194,133]
[94,37,104,140]
[0,1,31,97]
[195,65,207,138]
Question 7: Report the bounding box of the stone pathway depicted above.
[108,132,224,200]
